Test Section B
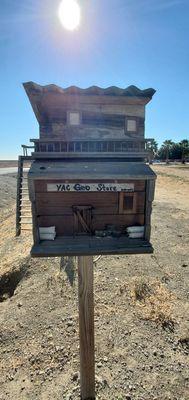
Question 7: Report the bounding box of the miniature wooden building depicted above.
[24,82,156,256]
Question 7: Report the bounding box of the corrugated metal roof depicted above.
[23,82,156,99]
[28,161,156,180]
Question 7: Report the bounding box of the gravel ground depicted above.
[0,166,188,400]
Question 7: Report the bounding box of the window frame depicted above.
[67,111,81,126]
[125,117,138,134]
[119,192,137,214]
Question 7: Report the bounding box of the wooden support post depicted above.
[78,256,95,400]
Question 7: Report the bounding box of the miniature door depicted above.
[72,205,93,235]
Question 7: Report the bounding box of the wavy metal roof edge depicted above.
[23,81,156,98]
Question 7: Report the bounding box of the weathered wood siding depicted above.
[35,180,146,236]
[41,98,145,117]
[39,104,145,140]
[40,123,144,140]
[40,125,144,140]
[37,215,145,235]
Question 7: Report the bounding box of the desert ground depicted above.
[0,165,188,400]
[0,161,18,168]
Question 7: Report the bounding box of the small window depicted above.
[127,119,137,132]
[68,112,80,125]
[119,192,136,214]
[123,195,134,210]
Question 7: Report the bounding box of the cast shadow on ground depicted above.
[60,256,76,286]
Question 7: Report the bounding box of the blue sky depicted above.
[0,0,189,159]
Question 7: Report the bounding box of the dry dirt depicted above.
[0,165,188,400]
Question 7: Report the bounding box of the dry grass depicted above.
[131,277,176,326]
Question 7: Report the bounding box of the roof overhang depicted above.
[23,82,156,124]
[28,160,156,181]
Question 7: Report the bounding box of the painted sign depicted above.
[47,183,134,192]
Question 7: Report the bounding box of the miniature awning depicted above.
[28,161,156,180]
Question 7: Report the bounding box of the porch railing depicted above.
[31,140,148,154]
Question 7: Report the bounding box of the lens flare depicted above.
[58,0,81,31]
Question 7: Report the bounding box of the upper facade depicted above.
[24,82,155,160]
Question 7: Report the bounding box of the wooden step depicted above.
[16,155,34,237]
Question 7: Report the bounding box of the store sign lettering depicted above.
[47,183,134,192]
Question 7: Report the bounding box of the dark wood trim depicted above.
[31,151,149,159]
[30,138,147,143]
[31,236,153,257]
[144,180,154,241]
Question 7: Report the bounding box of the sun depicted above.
[58,0,81,31]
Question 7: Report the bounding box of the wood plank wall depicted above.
[35,180,145,236]
[40,123,144,140]
[39,103,145,140]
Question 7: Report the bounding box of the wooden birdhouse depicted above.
[24,82,156,257]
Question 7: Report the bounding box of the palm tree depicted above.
[146,139,158,164]
[179,139,189,164]
[162,140,174,164]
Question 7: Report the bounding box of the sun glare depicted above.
[58,0,81,31]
